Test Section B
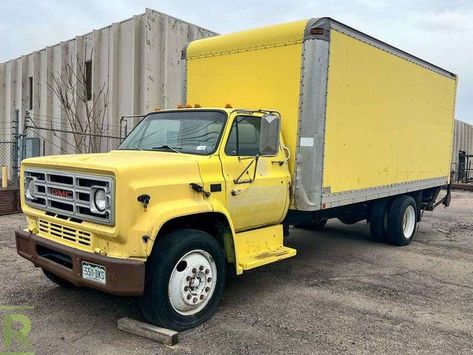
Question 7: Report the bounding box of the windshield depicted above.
[118,110,227,155]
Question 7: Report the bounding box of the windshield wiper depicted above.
[152,145,182,153]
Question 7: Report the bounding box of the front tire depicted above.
[140,229,226,331]
[386,196,417,246]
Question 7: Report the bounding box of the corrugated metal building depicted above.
[1,8,472,184]
[451,119,473,181]
[0,8,216,162]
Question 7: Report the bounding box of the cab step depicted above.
[233,224,297,274]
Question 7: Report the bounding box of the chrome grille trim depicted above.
[24,168,115,225]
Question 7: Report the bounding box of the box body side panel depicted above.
[323,29,456,195]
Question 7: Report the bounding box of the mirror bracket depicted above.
[233,155,260,185]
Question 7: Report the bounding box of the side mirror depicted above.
[259,114,280,156]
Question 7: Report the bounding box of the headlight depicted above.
[94,188,107,212]
[25,179,35,200]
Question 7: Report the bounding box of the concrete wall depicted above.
[452,119,473,179]
[0,8,216,160]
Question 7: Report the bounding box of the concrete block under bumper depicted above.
[15,229,145,296]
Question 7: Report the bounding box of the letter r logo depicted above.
[2,313,32,350]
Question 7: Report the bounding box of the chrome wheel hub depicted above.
[402,205,416,239]
[168,250,217,316]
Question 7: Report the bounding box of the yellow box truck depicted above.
[16,18,457,330]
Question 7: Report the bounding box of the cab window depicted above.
[225,116,261,156]
[118,110,226,155]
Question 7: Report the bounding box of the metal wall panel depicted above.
[451,119,473,178]
[0,8,216,160]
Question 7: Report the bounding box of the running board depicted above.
[233,224,297,274]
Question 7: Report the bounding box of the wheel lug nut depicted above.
[199,265,204,271]
[205,287,210,292]
[205,269,210,275]
[207,277,212,282]
[193,298,198,303]
[192,268,197,273]
[184,286,189,291]
[200,295,205,300]
[187,294,191,300]
[186,276,191,281]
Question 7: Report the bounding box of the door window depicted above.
[225,116,261,156]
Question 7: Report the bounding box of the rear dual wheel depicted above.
[386,195,417,246]
[369,199,389,242]
[370,195,417,246]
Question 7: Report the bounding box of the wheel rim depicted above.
[168,249,217,316]
[402,205,416,239]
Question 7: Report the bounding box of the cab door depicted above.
[220,114,290,231]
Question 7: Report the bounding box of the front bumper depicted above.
[15,229,145,296]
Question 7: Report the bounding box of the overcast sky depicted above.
[1,0,472,122]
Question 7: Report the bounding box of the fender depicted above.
[134,198,212,256]
[139,196,241,269]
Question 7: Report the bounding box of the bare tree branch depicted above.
[48,46,110,153]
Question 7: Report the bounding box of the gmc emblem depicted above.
[50,188,73,199]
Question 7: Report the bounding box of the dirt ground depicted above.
[1,191,472,354]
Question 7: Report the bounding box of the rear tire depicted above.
[42,269,76,288]
[369,199,389,242]
[294,218,327,231]
[386,196,417,246]
[140,229,226,331]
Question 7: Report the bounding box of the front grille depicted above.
[24,169,114,225]
[38,219,92,247]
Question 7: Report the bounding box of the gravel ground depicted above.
[1,191,472,354]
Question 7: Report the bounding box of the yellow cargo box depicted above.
[185,18,457,211]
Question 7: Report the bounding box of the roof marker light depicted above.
[310,27,325,36]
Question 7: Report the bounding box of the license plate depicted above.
[82,262,106,284]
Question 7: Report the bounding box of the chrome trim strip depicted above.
[294,37,330,211]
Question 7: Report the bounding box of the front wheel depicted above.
[140,229,226,331]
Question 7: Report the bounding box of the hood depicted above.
[22,150,204,176]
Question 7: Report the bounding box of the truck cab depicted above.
[16,107,296,331]
[118,108,291,232]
